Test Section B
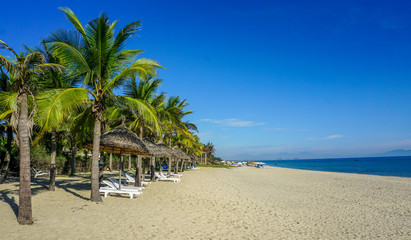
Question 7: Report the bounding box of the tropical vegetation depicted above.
[0,7,220,225]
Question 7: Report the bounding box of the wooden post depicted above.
[168,158,172,177]
[180,160,184,172]
[135,155,142,187]
[128,155,131,170]
[109,153,113,171]
[150,156,155,181]
[174,160,179,174]
[119,153,122,190]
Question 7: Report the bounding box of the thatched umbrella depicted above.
[156,141,176,176]
[172,147,190,174]
[84,123,150,190]
[142,138,169,180]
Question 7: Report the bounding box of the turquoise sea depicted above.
[257,156,411,177]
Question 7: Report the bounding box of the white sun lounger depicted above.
[99,187,141,199]
[160,171,182,178]
[124,172,151,186]
[155,173,180,182]
[31,168,50,178]
[108,178,144,191]
[100,180,142,199]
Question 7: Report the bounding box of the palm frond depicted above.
[120,96,161,134]
[0,40,19,58]
[23,52,45,68]
[36,88,90,131]
[0,54,17,74]
[58,7,89,45]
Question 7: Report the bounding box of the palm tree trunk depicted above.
[0,126,13,183]
[134,155,142,187]
[49,127,57,191]
[205,153,207,165]
[90,115,102,202]
[17,91,33,225]
[70,145,76,176]
[109,153,113,171]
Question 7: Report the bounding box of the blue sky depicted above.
[1,0,411,159]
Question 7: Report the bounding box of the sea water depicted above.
[258,156,411,177]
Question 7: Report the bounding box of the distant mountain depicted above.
[377,149,411,157]
[232,151,317,160]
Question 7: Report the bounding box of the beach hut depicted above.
[84,120,151,189]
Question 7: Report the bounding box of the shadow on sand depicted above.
[0,176,95,219]
[55,178,91,201]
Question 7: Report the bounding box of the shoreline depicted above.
[1,167,410,239]
[263,165,411,178]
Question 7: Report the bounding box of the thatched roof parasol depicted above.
[143,138,168,157]
[83,122,151,190]
[84,124,151,156]
[172,147,190,160]
[156,141,176,158]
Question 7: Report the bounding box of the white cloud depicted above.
[306,134,343,140]
[265,127,310,132]
[200,118,265,127]
[324,134,343,139]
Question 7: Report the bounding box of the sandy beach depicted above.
[0,167,410,239]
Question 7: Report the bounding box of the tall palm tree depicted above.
[0,40,61,225]
[0,66,14,183]
[158,96,193,147]
[123,75,164,138]
[31,41,80,191]
[42,8,162,202]
[203,142,215,164]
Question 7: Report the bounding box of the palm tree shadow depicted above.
[0,191,18,218]
[0,178,49,219]
[55,178,90,201]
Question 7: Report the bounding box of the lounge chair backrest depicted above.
[154,172,162,178]
[124,172,134,181]
[102,180,117,189]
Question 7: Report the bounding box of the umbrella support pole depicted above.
[135,155,142,187]
[119,152,122,190]
[150,157,155,181]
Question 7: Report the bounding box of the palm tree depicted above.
[0,66,14,183]
[123,75,164,139]
[158,96,193,147]
[43,8,162,202]
[31,41,80,191]
[0,40,61,225]
[203,142,215,164]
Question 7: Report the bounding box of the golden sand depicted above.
[0,167,410,239]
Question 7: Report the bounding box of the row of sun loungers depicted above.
[99,170,184,199]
